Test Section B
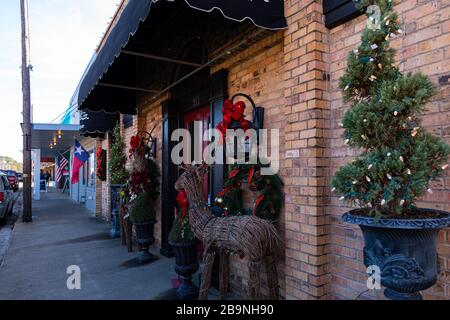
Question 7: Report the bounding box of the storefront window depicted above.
[87,151,95,187]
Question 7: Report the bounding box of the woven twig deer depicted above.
[175,164,279,300]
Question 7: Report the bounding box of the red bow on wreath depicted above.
[176,190,190,220]
[216,99,252,141]
[129,135,141,158]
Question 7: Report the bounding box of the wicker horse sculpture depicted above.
[175,164,280,300]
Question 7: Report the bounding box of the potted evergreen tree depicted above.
[109,123,128,238]
[128,132,160,264]
[332,0,450,300]
[169,189,199,300]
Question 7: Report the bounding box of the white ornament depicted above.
[366,176,371,182]
[363,119,368,123]
[331,188,336,193]
[399,156,404,163]
[427,188,433,194]
[387,174,393,180]
[368,164,373,170]
[400,200,405,206]
[381,199,386,206]
[407,169,412,175]
[344,85,350,91]
[340,196,345,201]
[353,181,358,185]
[345,139,350,145]
[442,164,448,170]
[394,111,398,116]
[371,44,378,50]
[361,135,368,140]
[387,152,392,157]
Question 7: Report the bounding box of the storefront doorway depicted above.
[183,105,210,203]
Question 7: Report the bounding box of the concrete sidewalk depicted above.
[0,190,176,300]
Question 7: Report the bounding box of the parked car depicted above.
[0,172,14,223]
[0,170,19,192]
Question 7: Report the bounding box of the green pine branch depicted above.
[332,0,450,217]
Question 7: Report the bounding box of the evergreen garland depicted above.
[332,0,450,217]
[215,161,284,222]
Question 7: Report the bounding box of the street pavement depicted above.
[0,190,177,300]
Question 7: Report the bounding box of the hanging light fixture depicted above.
[58,130,62,139]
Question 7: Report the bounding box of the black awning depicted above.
[80,110,119,138]
[78,0,154,114]
[185,0,287,30]
[78,0,287,114]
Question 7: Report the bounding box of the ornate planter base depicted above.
[135,221,158,265]
[110,184,125,239]
[110,211,121,239]
[170,241,199,300]
[343,209,450,300]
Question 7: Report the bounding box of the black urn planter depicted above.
[135,220,158,264]
[343,209,450,300]
[169,240,199,300]
[110,184,125,239]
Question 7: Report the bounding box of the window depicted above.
[87,151,95,187]
[323,0,362,29]
[123,114,134,129]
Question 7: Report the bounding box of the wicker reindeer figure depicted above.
[175,164,280,300]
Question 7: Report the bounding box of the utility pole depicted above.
[21,0,32,223]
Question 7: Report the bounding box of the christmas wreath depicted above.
[214,161,284,222]
[214,96,284,222]
[96,147,107,182]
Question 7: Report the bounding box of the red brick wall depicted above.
[100,135,112,221]
[211,31,286,299]
[137,95,167,247]
[283,0,331,300]
[327,0,450,300]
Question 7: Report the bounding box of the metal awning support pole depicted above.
[98,83,160,93]
[150,29,265,101]
[122,50,203,67]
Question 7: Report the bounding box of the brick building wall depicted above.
[137,95,168,247]
[283,0,331,300]
[211,31,287,299]
[100,135,112,221]
[106,0,450,300]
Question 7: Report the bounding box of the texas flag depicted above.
[71,140,90,184]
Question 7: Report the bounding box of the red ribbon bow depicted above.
[176,190,190,220]
[216,99,252,140]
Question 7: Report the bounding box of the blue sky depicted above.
[0,0,120,162]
